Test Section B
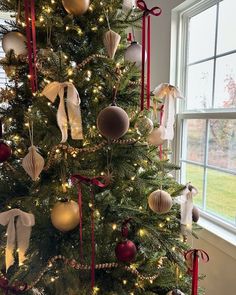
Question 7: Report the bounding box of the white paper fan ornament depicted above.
[22,123,44,181]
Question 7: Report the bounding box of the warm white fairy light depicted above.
[112,224,117,230]
[123,280,127,285]
[139,229,147,237]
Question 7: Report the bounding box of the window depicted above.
[175,0,236,231]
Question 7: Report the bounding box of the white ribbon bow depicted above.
[153,83,183,140]
[0,209,35,272]
[42,82,83,143]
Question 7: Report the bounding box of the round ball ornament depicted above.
[0,141,12,163]
[192,206,200,223]
[135,116,153,136]
[166,290,185,295]
[62,0,90,16]
[2,32,27,56]
[148,126,165,146]
[51,200,80,232]
[148,190,172,214]
[115,240,137,262]
[124,41,146,68]
[97,105,130,140]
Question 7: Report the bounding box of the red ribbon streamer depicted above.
[137,0,162,111]
[71,174,109,290]
[0,277,27,295]
[24,0,37,93]
[184,249,209,295]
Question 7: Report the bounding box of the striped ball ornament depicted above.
[148,190,172,214]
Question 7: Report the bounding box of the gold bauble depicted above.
[62,0,90,16]
[51,200,80,232]
[2,32,27,56]
[148,190,172,214]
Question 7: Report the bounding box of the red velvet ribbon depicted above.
[0,119,3,139]
[127,32,133,42]
[24,0,37,93]
[159,104,164,159]
[0,277,27,294]
[184,249,209,295]
[121,218,132,238]
[71,174,109,290]
[137,0,162,110]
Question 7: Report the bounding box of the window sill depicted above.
[197,213,236,259]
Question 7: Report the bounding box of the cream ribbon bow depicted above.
[153,83,183,140]
[0,209,35,272]
[42,82,83,143]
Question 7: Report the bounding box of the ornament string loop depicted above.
[71,174,109,290]
[184,249,209,295]
[24,0,37,93]
[137,0,162,111]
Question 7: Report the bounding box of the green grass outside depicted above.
[185,164,236,225]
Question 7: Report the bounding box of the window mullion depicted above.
[202,119,210,210]
[212,2,220,108]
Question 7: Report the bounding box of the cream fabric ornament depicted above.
[0,209,35,272]
[180,183,198,228]
[153,83,183,140]
[103,30,121,59]
[22,145,45,181]
[42,82,83,143]
[123,0,136,10]
[166,290,185,295]
[176,183,198,236]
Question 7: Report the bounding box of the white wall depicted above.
[145,0,185,88]
[145,0,236,294]
[193,228,236,295]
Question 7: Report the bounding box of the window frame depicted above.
[173,0,236,234]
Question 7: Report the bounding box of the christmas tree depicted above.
[0,1,198,294]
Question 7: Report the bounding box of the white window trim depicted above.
[171,0,236,242]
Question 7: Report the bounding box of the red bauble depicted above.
[115,240,137,262]
[0,141,12,163]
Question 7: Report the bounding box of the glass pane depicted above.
[181,163,204,208]
[206,169,236,225]
[214,53,236,108]
[208,119,236,172]
[217,0,236,54]
[183,119,206,164]
[188,6,216,63]
[187,61,214,109]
